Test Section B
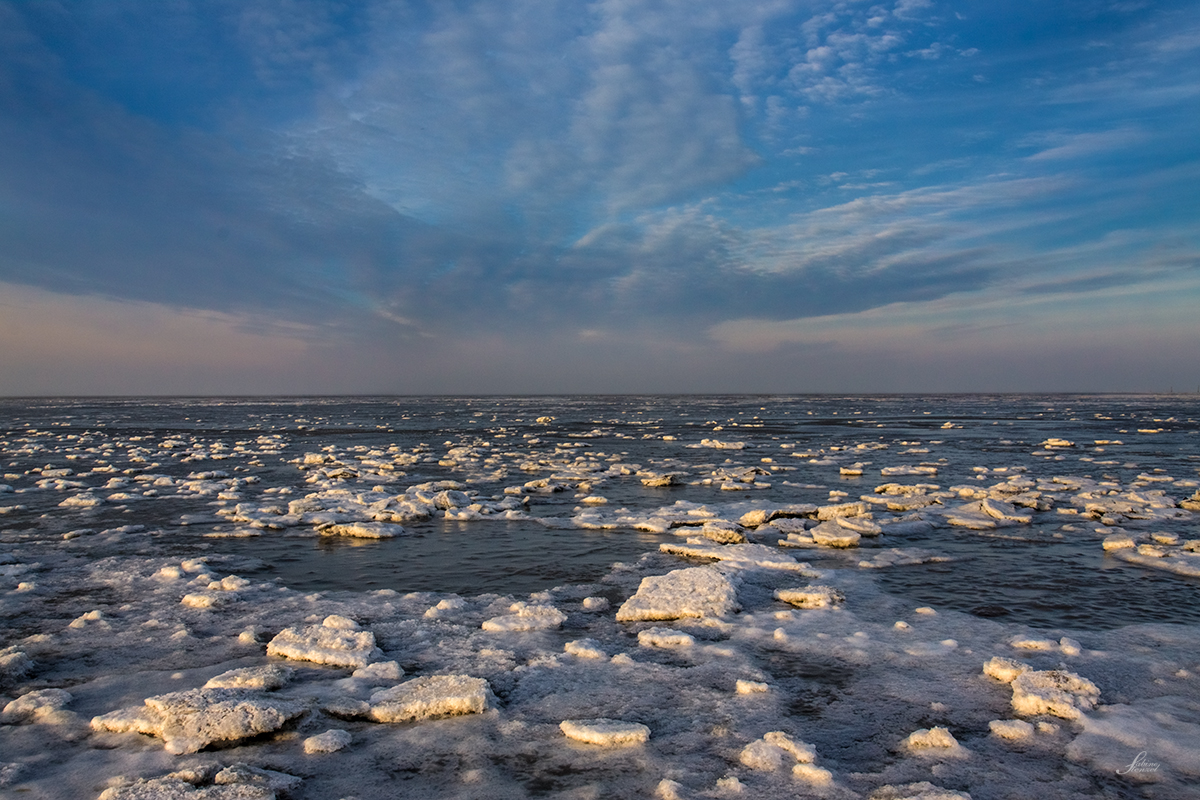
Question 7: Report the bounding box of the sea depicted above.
[2,394,1199,799]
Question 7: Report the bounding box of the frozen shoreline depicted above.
[2,396,1199,799]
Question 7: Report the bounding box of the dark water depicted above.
[2,394,1198,628]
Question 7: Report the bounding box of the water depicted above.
[2,394,1198,628]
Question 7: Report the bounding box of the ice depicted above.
[303,728,352,754]
[1009,669,1101,719]
[368,675,492,722]
[581,596,610,611]
[1066,696,1200,781]
[203,665,293,691]
[739,730,819,778]
[98,775,275,799]
[869,782,971,800]
[616,567,740,621]
[90,688,309,754]
[266,615,381,668]
[481,601,567,631]
[564,639,607,659]
[988,719,1034,740]
[318,521,404,538]
[857,548,951,569]
[736,679,768,694]
[1,688,73,723]
[816,501,866,519]
[559,718,650,745]
[637,628,696,648]
[809,522,861,548]
[901,726,965,755]
[881,466,939,476]
[0,646,32,686]
[659,542,810,571]
[774,586,844,608]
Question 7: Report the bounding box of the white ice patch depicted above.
[559,718,650,746]
[90,688,309,754]
[481,601,567,632]
[1010,669,1101,720]
[304,728,352,754]
[368,675,492,722]
[637,628,695,648]
[204,665,293,690]
[659,542,809,571]
[266,615,381,668]
[564,639,607,659]
[1,688,72,724]
[318,521,405,538]
[774,586,844,609]
[615,567,740,622]
[1067,696,1200,780]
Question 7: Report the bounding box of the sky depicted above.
[1,0,1198,395]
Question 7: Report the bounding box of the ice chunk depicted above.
[816,501,865,520]
[774,586,844,608]
[560,718,650,746]
[564,639,607,659]
[0,646,32,686]
[204,665,293,690]
[616,567,740,622]
[869,782,971,800]
[90,688,308,754]
[793,763,834,784]
[740,731,817,771]
[214,764,301,794]
[902,726,962,751]
[809,521,861,548]
[835,515,882,535]
[638,628,695,648]
[736,679,769,694]
[1010,669,1100,719]
[319,521,404,538]
[1,688,72,723]
[989,719,1034,740]
[881,466,938,476]
[266,616,381,668]
[983,657,1030,683]
[980,498,1032,523]
[352,661,404,683]
[304,728,352,754]
[582,596,610,611]
[368,675,492,722]
[1010,637,1056,651]
[1102,534,1136,551]
[98,776,274,800]
[481,601,567,632]
[659,542,808,571]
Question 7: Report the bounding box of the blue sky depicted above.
[1,0,1198,394]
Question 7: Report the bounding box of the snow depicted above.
[615,567,740,621]
[559,718,650,746]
